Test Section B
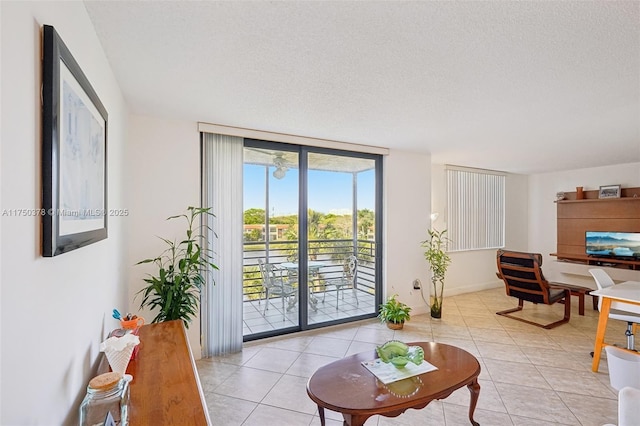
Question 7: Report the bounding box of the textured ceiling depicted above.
[84,1,640,174]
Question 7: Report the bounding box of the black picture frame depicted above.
[42,25,108,257]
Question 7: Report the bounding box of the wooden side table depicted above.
[551,282,598,315]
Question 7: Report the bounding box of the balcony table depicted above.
[279,261,324,310]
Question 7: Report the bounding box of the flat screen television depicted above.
[585,231,640,258]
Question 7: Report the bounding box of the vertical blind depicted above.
[446,167,505,252]
[201,132,244,356]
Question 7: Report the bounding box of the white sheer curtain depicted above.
[201,132,243,356]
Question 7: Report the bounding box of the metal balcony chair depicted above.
[257,259,297,321]
[323,255,359,309]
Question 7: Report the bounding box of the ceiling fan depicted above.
[272,153,288,179]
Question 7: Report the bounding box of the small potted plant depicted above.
[137,207,217,328]
[378,294,411,330]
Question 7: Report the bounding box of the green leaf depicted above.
[135,206,218,326]
[378,294,411,324]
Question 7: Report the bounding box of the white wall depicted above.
[0,2,128,424]
[125,129,435,334]
[125,115,201,356]
[529,162,640,286]
[430,165,529,297]
[383,150,432,315]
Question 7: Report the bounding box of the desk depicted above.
[590,281,640,372]
[307,342,481,426]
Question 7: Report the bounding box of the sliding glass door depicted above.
[242,145,300,335]
[306,151,378,325]
[242,141,381,340]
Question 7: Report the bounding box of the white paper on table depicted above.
[361,358,438,384]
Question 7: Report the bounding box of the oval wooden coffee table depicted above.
[306,342,481,426]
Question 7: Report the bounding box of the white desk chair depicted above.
[602,347,640,426]
[605,346,640,391]
[603,387,640,426]
[589,269,640,350]
[617,387,640,426]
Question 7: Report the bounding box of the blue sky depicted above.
[244,165,375,216]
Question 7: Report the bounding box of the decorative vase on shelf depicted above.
[576,187,584,200]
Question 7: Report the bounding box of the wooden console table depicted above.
[100,320,210,425]
[551,253,640,271]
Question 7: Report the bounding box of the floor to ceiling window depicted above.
[242,140,382,340]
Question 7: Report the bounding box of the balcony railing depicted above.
[243,239,377,302]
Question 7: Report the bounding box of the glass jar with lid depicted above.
[79,371,129,426]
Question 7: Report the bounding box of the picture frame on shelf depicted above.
[598,184,621,199]
[42,25,108,257]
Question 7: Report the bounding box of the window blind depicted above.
[446,167,505,252]
[201,132,244,356]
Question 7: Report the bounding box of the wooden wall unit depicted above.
[554,187,640,270]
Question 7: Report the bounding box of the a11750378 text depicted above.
[2,208,129,217]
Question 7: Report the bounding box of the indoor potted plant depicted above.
[137,206,217,328]
[378,294,411,330]
[421,228,451,319]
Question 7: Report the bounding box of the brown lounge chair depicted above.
[496,249,572,329]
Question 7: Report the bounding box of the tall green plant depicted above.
[137,207,217,328]
[421,228,451,318]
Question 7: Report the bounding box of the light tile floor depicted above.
[197,287,633,425]
[243,290,376,335]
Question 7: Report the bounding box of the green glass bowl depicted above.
[389,356,410,368]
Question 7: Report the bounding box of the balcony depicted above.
[242,239,378,336]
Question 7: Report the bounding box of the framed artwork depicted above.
[598,184,621,199]
[42,25,108,257]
